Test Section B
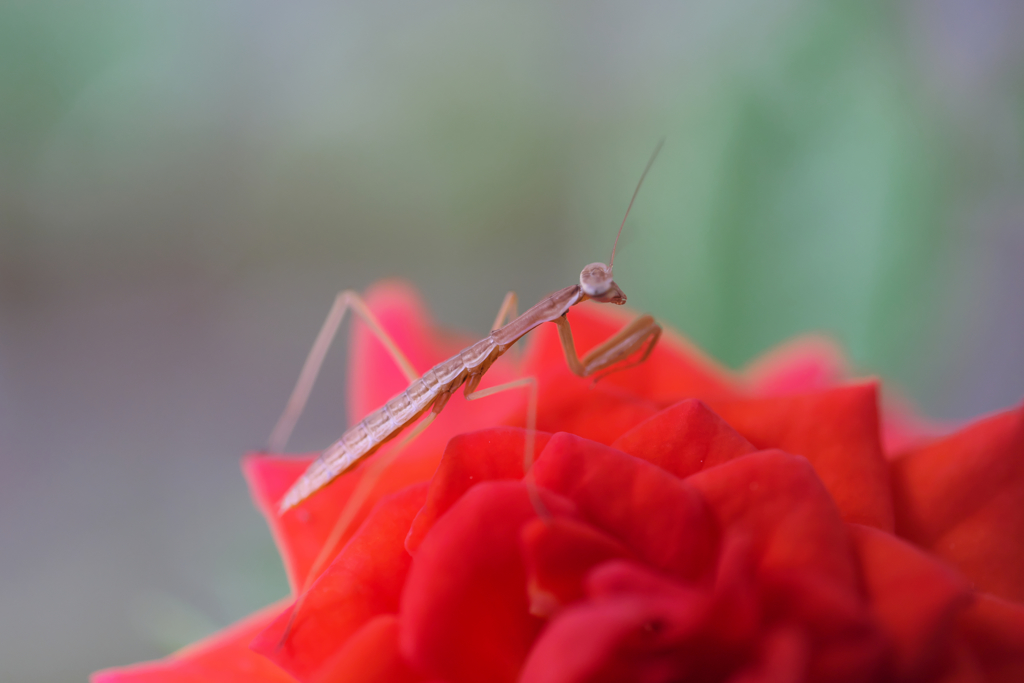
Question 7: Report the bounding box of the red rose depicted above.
[93,281,1024,683]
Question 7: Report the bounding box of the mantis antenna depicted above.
[609,138,665,271]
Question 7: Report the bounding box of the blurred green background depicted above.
[1,1,1022,680]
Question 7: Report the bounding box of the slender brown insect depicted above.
[272,141,664,510]
[268,141,664,642]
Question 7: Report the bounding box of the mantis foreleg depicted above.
[553,313,662,380]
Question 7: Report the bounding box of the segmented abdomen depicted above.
[277,336,498,512]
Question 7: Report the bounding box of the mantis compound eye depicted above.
[580,263,626,304]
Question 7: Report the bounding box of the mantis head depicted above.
[580,262,626,304]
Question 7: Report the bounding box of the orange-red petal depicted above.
[756,568,885,682]
[405,427,553,554]
[243,450,435,591]
[743,334,848,396]
[533,433,718,581]
[520,516,634,617]
[251,483,428,682]
[687,450,858,587]
[517,560,719,683]
[849,523,973,681]
[956,593,1024,683]
[611,398,756,478]
[891,403,1024,601]
[531,365,661,445]
[726,626,809,683]
[307,615,424,683]
[399,482,575,683]
[709,383,893,530]
[91,600,295,683]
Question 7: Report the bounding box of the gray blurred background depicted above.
[1,1,1022,680]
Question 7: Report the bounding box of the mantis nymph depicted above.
[269,141,664,643]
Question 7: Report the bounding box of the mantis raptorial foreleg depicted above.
[554,313,662,380]
[268,290,420,453]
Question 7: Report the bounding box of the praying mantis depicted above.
[267,142,665,636]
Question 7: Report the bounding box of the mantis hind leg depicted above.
[268,290,420,453]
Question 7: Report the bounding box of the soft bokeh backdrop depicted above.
[1,1,1022,681]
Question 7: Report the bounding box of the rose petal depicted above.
[405,427,553,554]
[308,615,423,683]
[933,643,989,683]
[518,560,722,683]
[533,433,718,581]
[707,532,760,645]
[251,483,428,682]
[849,523,973,681]
[611,398,756,478]
[891,403,1024,601]
[243,451,435,591]
[584,559,677,596]
[532,366,661,444]
[957,593,1024,683]
[400,481,575,683]
[521,517,634,617]
[743,335,848,396]
[758,569,885,683]
[726,626,809,683]
[687,450,858,587]
[91,599,295,683]
[519,299,738,405]
[692,471,888,683]
[878,390,948,456]
[709,383,894,530]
